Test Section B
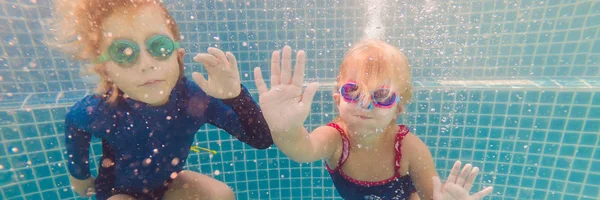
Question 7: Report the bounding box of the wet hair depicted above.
[336,39,412,105]
[50,0,182,103]
[333,39,413,123]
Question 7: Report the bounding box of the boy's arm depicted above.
[205,85,273,149]
[65,117,92,180]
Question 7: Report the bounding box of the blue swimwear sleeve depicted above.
[205,85,273,149]
[64,105,93,180]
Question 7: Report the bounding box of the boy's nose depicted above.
[137,51,156,73]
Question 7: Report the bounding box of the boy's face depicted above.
[100,5,182,106]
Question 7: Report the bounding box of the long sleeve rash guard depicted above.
[65,76,272,192]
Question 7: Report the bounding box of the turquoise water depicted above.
[0,0,598,199]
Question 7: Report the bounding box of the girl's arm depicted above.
[253,46,328,163]
[271,125,341,163]
[405,134,494,200]
[404,134,439,200]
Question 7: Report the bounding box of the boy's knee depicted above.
[107,194,136,200]
[206,183,234,200]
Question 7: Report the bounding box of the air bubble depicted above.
[171,158,180,166]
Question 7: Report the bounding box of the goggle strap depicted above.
[93,52,111,64]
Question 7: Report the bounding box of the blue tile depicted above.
[576,146,594,159]
[582,185,599,197]
[574,92,592,104]
[540,91,556,103]
[23,139,42,152]
[16,110,34,124]
[556,92,574,104]
[507,104,522,115]
[19,125,38,139]
[2,126,20,140]
[566,182,583,194]
[590,107,600,118]
[549,119,566,130]
[3,184,22,198]
[566,120,584,131]
[534,118,549,129]
[553,105,570,117]
[543,144,559,155]
[482,91,495,102]
[24,193,42,200]
[537,105,552,116]
[33,109,52,122]
[584,120,600,132]
[570,106,588,118]
[495,91,510,102]
[580,133,598,145]
[20,181,39,195]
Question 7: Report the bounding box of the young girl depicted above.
[52,0,272,199]
[253,41,493,200]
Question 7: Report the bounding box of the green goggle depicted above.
[94,34,180,66]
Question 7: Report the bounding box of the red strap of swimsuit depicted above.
[328,123,410,174]
[326,123,350,169]
[394,125,409,174]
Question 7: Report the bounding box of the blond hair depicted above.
[333,40,413,123]
[50,0,182,103]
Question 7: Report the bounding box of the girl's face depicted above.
[99,5,182,106]
[334,72,402,134]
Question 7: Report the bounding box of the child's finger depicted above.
[207,47,227,65]
[193,53,219,67]
[463,167,480,192]
[470,186,493,200]
[280,46,293,85]
[192,72,210,91]
[291,50,306,87]
[446,160,462,184]
[270,50,281,87]
[443,184,470,200]
[300,82,319,109]
[225,52,238,71]
[456,163,472,187]
[85,187,96,196]
[254,67,269,95]
[432,176,443,200]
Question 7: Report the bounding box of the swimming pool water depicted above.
[0,0,598,199]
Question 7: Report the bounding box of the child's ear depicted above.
[333,93,340,106]
[396,104,404,113]
[177,48,185,61]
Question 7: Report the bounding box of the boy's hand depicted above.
[192,47,242,99]
[69,175,96,197]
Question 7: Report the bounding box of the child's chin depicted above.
[136,92,170,106]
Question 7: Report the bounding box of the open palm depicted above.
[253,46,319,133]
[433,161,494,200]
[192,47,241,99]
